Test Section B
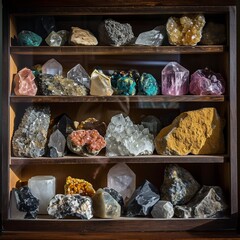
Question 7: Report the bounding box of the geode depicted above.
[12,106,51,158]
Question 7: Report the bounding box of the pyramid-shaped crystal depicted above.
[42,58,63,76]
[67,64,91,89]
[161,62,189,95]
[107,163,136,203]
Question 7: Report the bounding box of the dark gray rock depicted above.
[174,205,192,218]
[48,129,66,157]
[151,200,174,218]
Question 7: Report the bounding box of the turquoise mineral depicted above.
[17,30,42,46]
[138,73,159,96]
[117,76,136,95]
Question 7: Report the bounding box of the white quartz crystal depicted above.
[42,58,63,76]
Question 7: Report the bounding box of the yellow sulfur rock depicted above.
[155,108,224,155]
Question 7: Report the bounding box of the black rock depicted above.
[35,73,53,95]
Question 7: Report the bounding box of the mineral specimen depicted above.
[141,115,162,137]
[64,176,95,197]
[189,68,225,95]
[107,163,136,203]
[67,130,106,156]
[67,64,91,89]
[160,164,200,205]
[48,129,66,157]
[90,69,113,96]
[14,67,38,96]
[155,108,225,155]
[161,62,189,95]
[48,194,93,219]
[105,114,154,156]
[31,64,42,77]
[99,19,135,46]
[14,186,39,219]
[42,58,63,76]
[138,73,159,96]
[69,27,98,46]
[17,30,42,46]
[166,15,206,46]
[174,205,192,218]
[125,180,160,217]
[45,31,62,46]
[151,200,174,218]
[92,189,121,218]
[12,106,50,158]
[41,16,56,34]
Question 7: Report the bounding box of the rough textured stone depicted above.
[42,58,63,76]
[12,106,50,158]
[138,73,159,96]
[155,108,225,155]
[174,205,192,218]
[17,30,42,46]
[141,115,162,137]
[48,129,66,157]
[160,164,200,205]
[151,200,174,218]
[92,189,121,218]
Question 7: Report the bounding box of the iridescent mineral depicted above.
[48,194,93,219]
[17,30,42,46]
[166,15,206,46]
[141,115,162,137]
[160,164,200,205]
[12,106,50,158]
[107,163,136,203]
[45,31,62,46]
[151,200,174,218]
[161,62,189,95]
[105,114,154,156]
[67,130,106,156]
[189,68,225,95]
[42,58,63,76]
[138,73,159,96]
[48,129,66,157]
[14,67,38,96]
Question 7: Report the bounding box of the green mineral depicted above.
[117,76,136,95]
[138,73,159,96]
[17,30,42,46]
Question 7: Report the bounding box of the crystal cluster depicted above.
[12,106,50,158]
[105,114,154,156]
[138,73,159,96]
[17,30,42,46]
[166,15,206,46]
[45,30,69,46]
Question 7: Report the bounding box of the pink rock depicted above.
[189,68,225,95]
[14,68,37,96]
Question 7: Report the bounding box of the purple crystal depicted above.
[189,68,225,95]
[161,62,189,95]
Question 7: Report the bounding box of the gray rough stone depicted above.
[151,200,174,218]
[174,205,192,218]
[48,129,66,157]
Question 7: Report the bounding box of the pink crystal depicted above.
[161,62,189,95]
[14,68,37,96]
[189,68,225,95]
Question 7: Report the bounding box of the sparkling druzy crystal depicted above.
[189,68,225,95]
[12,106,50,158]
[107,163,136,203]
[48,194,93,219]
[67,64,91,89]
[14,67,37,96]
[141,115,162,137]
[17,30,42,46]
[42,58,63,76]
[105,114,154,156]
[161,62,189,95]
[151,200,174,219]
[48,129,66,157]
[166,15,206,46]
[138,73,159,96]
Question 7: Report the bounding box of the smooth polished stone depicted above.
[42,58,63,76]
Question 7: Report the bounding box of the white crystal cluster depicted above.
[105,114,154,156]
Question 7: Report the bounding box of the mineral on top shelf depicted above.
[17,30,42,46]
[45,30,69,46]
[42,58,63,75]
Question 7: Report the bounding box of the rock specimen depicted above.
[174,186,228,218]
[141,115,162,137]
[160,164,200,205]
[69,27,98,46]
[41,16,56,34]
[161,62,189,95]
[67,64,91,89]
[105,114,154,156]
[90,69,113,96]
[48,129,66,157]
[99,19,135,46]
[138,73,159,96]
[12,106,50,158]
[42,58,63,76]
[64,176,96,197]
[17,30,42,46]
[166,15,206,46]
[151,200,174,218]
[125,180,160,217]
[107,163,136,203]
[155,108,225,155]
[14,186,39,219]
[45,30,69,46]
[48,194,93,219]
[67,130,106,156]
[92,189,121,218]
[14,67,37,96]
[189,68,225,95]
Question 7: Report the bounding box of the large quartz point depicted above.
[125,180,160,217]
[17,30,42,46]
[160,164,200,205]
[166,15,206,46]
[107,163,136,203]
[141,115,162,137]
[67,64,91,89]
[48,194,93,219]
[161,62,189,95]
[138,73,159,96]
[12,106,50,158]
[42,58,63,76]
[105,114,154,156]
[155,108,225,155]
[14,67,38,96]
[92,189,121,218]
[151,200,174,218]
[99,19,135,46]
[48,129,66,157]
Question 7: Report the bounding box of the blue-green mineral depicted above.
[117,76,136,95]
[138,73,159,96]
[18,30,42,46]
